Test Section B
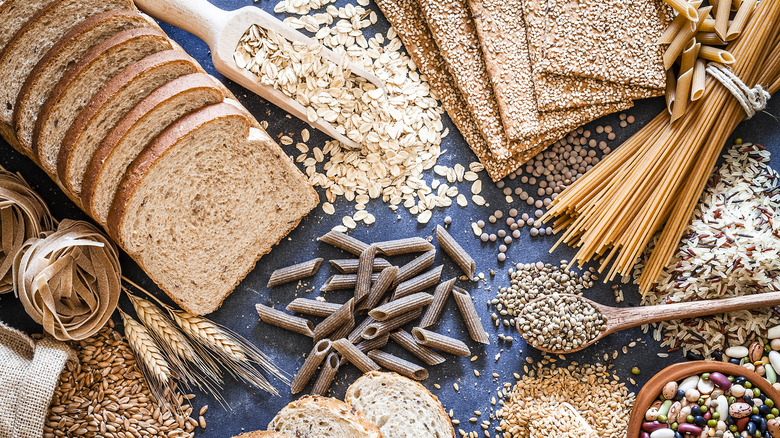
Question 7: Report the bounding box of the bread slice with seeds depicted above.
[81,73,226,225]
[106,103,318,315]
[0,0,135,146]
[33,27,173,178]
[57,50,202,196]
[13,10,155,155]
[346,371,455,438]
[268,395,383,438]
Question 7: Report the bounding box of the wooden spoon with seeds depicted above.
[134,0,385,149]
[516,292,780,354]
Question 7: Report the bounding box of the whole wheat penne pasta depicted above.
[310,352,340,396]
[356,332,390,353]
[393,249,435,287]
[313,298,355,341]
[681,39,701,72]
[452,287,489,344]
[671,69,694,122]
[329,318,355,341]
[291,339,332,393]
[369,292,434,321]
[698,17,716,33]
[663,6,711,69]
[436,225,475,277]
[321,273,380,291]
[714,0,730,39]
[355,245,378,303]
[329,258,392,274]
[286,298,342,317]
[374,237,434,256]
[255,303,315,337]
[362,308,422,340]
[691,58,707,101]
[348,315,376,343]
[658,12,689,44]
[390,329,446,365]
[695,32,726,46]
[411,327,470,357]
[332,338,380,373]
[665,69,677,115]
[358,266,399,311]
[368,349,429,380]
[392,265,443,300]
[267,258,324,287]
[698,45,735,64]
[419,278,456,328]
[318,230,369,256]
[726,0,756,40]
[663,0,698,24]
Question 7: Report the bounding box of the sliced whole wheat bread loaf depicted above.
[346,371,455,438]
[81,73,226,225]
[0,0,58,59]
[0,0,135,140]
[33,27,173,177]
[106,103,318,315]
[13,10,155,154]
[57,50,202,196]
[268,395,383,438]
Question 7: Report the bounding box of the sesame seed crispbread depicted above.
[374,0,567,180]
[522,0,672,88]
[419,0,632,148]
[469,0,657,114]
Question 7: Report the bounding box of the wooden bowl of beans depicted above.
[629,361,780,438]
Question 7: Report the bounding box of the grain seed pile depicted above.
[641,142,780,359]
[45,324,199,438]
[517,293,607,351]
[496,362,634,438]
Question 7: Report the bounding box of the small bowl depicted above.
[628,361,780,438]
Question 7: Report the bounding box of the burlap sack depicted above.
[0,320,73,438]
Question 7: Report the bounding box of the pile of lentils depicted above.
[517,293,607,351]
[472,117,636,261]
[491,261,596,329]
[643,371,779,438]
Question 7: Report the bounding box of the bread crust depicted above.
[269,395,384,438]
[80,72,225,219]
[346,371,456,438]
[13,9,154,154]
[32,26,171,175]
[56,49,201,192]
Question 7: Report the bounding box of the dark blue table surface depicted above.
[1,1,780,436]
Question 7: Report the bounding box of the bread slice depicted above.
[0,0,135,139]
[81,73,226,225]
[13,10,155,155]
[268,395,383,438]
[0,0,57,62]
[57,50,201,196]
[33,27,173,177]
[232,432,293,438]
[106,103,318,315]
[346,371,455,438]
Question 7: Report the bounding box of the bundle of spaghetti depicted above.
[542,0,780,296]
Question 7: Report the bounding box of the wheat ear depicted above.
[119,309,177,411]
[127,292,224,396]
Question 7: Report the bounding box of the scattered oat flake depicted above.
[472,195,486,205]
[322,202,335,215]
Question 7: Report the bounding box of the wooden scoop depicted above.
[134,0,385,149]
[517,291,780,354]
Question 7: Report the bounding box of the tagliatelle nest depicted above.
[14,219,121,341]
[0,168,54,293]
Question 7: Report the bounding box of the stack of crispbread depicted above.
[375,0,672,181]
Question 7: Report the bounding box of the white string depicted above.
[706,62,771,118]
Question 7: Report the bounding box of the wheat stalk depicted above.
[119,309,177,411]
[127,292,224,397]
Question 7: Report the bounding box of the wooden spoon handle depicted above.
[606,291,780,332]
[134,0,229,48]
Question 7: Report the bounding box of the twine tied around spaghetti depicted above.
[706,62,771,119]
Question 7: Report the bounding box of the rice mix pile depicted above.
[496,362,633,438]
[640,141,780,358]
